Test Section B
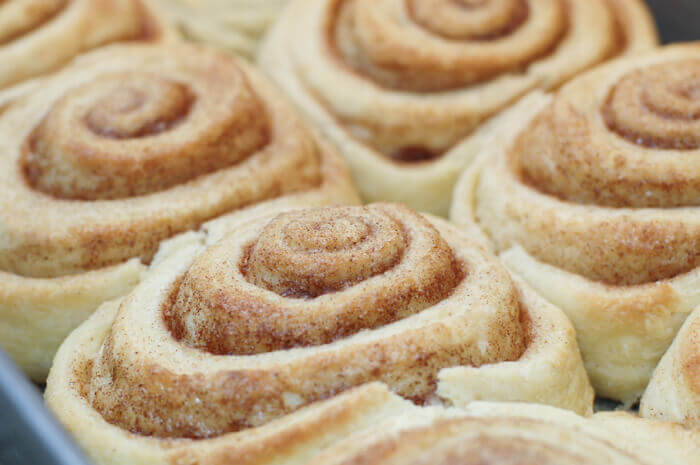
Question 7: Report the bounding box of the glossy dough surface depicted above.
[451,44,700,403]
[46,203,592,465]
[259,0,657,215]
[0,0,175,89]
[0,43,358,380]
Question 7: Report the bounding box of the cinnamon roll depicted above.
[641,305,699,428]
[155,0,288,57]
[0,0,176,89]
[0,43,358,381]
[45,202,592,465]
[258,0,658,215]
[451,44,700,403]
[308,400,698,465]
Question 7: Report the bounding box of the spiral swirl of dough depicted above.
[45,203,592,465]
[451,44,700,403]
[0,43,358,381]
[155,0,289,57]
[259,0,658,214]
[0,0,175,89]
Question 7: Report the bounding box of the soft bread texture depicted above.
[154,0,288,57]
[307,401,699,465]
[0,43,358,381]
[45,203,592,465]
[258,0,658,215]
[641,305,700,428]
[0,0,176,89]
[451,44,700,403]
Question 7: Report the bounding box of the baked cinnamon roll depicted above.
[46,202,592,465]
[0,43,358,381]
[0,0,176,89]
[155,0,288,57]
[451,44,700,404]
[641,305,699,428]
[259,0,658,215]
[308,399,698,465]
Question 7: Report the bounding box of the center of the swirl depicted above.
[457,0,488,6]
[98,87,144,113]
[244,207,406,297]
[22,65,270,200]
[644,80,700,121]
[283,216,370,252]
[676,81,700,100]
[407,0,529,40]
[85,75,193,138]
[168,204,466,358]
[333,0,564,94]
[604,60,700,149]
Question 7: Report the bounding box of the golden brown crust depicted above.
[0,42,359,381]
[175,205,464,354]
[1,45,329,278]
[0,0,176,89]
[451,44,700,403]
[46,203,592,464]
[259,0,658,214]
[86,204,527,438]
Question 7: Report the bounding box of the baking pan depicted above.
[0,3,699,465]
[647,0,700,43]
[0,348,92,465]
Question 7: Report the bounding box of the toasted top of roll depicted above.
[0,42,358,280]
[259,0,658,214]
[0,0,175,88]
[450,44,700,403]
[46,202,593,465]
[467,44,700,287]
[263,0,657,158]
